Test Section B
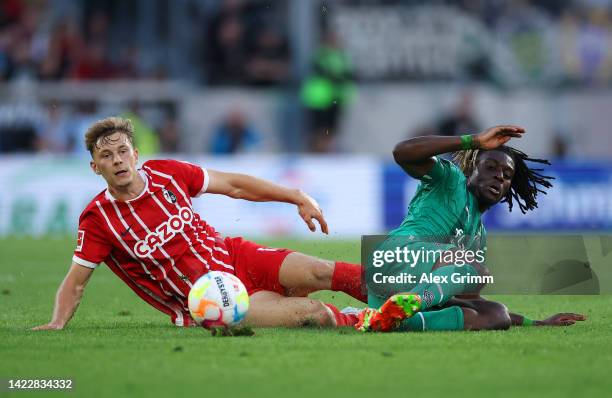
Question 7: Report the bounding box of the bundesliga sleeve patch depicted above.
[76,230,85,252]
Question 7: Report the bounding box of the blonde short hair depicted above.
[85,117,135,155]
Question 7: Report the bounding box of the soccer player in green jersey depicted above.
[356,125,586,332]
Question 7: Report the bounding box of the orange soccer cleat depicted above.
[356,293,422,332]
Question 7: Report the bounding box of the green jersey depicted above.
[390,156,486,252]
[367,157,487,306]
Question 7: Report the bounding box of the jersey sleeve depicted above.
[144,159,209,197]
[419,156,465,187]
[72,213,112,269]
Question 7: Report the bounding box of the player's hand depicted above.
[31,323,64,331]
[475,125,525,150]
[295,190,329,234]
[536,313,586,326]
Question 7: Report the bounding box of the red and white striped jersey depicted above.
[72,159,235,326]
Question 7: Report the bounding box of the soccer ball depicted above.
[188,271,250,328]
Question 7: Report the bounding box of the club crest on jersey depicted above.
[134,207,193,258]
[162,188,177,204]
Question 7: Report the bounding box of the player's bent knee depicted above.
[279,253,333,291]
[489,312,511,330]
[309,260,334,284]
[462,301,511,331]
[480,301,511,330]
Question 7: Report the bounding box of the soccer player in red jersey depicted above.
[32,117,364,330]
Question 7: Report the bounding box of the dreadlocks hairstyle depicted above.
[453,146,554,213]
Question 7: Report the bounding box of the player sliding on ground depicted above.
[355,125,586,332]
[32,117,364,331]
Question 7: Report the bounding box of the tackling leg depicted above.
[396,297,511,332]
[278,252,366,302]
[357,296,511,332]
[244,290,357,328]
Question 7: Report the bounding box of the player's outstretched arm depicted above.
[510,312,586,327]
[393,125,524,178]
[31,262,94,330]
[206,169,328,233]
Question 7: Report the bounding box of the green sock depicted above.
[398,306,464,331]
[410,264,479,310]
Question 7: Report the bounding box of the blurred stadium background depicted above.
[1,0,611,239]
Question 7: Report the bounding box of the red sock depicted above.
[325,303,359,327]
[331,262,367,303]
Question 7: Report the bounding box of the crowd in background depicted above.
[2,0,611,85]
[466,0,612,86]
[0,0,290,84]
[0,0,611,155]
[0,0,154,81]
[203,0,290,86]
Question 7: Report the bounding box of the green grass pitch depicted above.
[1,237,611,397]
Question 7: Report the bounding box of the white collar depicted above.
[104,169,148,202]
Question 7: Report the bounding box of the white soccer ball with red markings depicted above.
[188,271,249,328]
